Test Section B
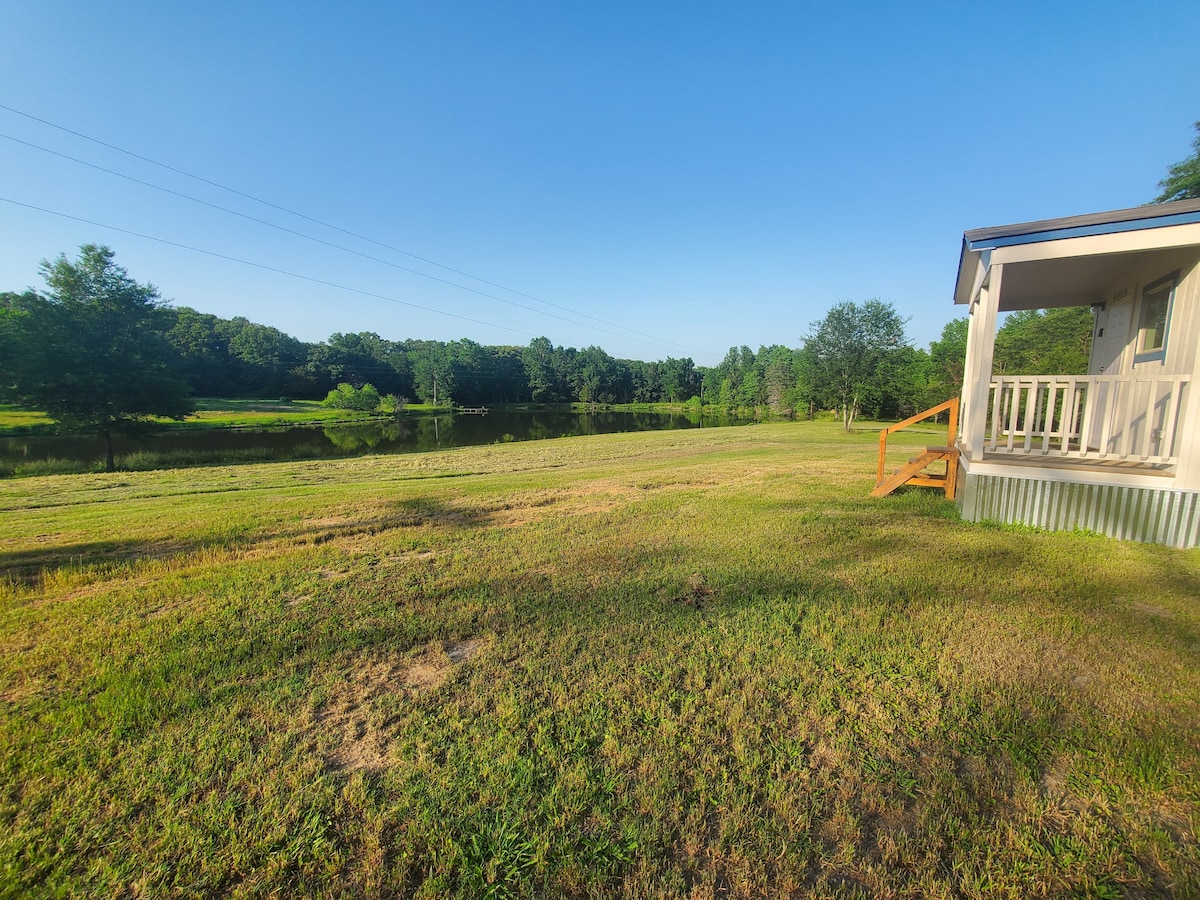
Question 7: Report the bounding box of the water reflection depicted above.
[1,409,753,471]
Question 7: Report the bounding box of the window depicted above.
[1134,272,1177,364]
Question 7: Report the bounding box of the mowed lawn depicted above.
[1,422,1197,898]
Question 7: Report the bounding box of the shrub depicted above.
[322,383,382,412]
[380,394,407,415]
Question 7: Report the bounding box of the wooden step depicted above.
[873,446,961,499]
[871,450,943,498]
[871,398,961,501]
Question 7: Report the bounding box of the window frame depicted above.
[1133,271,1178,365]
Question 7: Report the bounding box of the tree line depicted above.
[2,245,1096,466]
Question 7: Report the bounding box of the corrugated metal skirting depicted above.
[958,473,1200,548]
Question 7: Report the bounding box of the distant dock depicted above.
[458,407,489,415]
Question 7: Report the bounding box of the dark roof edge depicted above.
[963,197,1200,244]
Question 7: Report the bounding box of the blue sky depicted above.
[1,1,1196,366]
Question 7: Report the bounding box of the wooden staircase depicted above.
[871,399,960,499]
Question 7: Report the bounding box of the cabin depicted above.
[950,198,1200,547]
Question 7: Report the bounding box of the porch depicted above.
[980,372,1189,471]
[947,199,1200,546]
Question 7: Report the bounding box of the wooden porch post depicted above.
[963,264,1002,462]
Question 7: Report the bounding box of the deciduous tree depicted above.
[1154,121,1200,203]
[993,307,1093,375]
[801,299,908,431]
[3,245,193,470]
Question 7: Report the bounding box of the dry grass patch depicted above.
[315,637,491,773]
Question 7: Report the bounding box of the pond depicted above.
[0,409,756,472]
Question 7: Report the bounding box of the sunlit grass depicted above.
[0,399,382,436]
[1,421,1197,897]
[0,405,53,430]
[164,398,380,429]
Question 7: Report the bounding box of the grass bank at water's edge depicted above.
[1,421,1197,897]
[0,399,385,435]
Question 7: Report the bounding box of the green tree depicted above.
[659,357,697,403]
[1154,121,1200,203]
[0,291,36,396]
[406,340,455,405]
[801,299,908,431]
[322,382,382,411]
[522,337,562,402]
[573,346,619,404]
[2,245,193,470]
[993,307,1093,375]
[928,318,968,403]
[163,306,240,396]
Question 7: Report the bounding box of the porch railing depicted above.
[986,374,1190,465]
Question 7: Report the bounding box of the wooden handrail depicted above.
[876,398,959,484]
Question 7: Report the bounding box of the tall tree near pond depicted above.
[659,357,698,403]
[522,336,570,403]
[573,345,621,404]
[801,299,908,431]
[406,340,456,405]
[1154,121,1200,203]
[1,245,193,470]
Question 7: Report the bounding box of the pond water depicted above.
[0,409,756,471]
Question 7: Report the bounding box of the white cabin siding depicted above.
[952,201,1200,543]
[1090,249,1200,378]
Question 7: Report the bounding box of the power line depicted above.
[0,195,537,339]
[0,102,712,357]
[0,131,682,352]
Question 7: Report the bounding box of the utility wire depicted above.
[0,102,712,357]
[0,196,537,339]
[0,132,679,352]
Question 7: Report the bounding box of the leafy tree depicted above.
[1154,121,1200,203]
[307,332,409,398]
[0,291,36,397]
[522,337,564,403]
[225,320,312,397]
[659,357,697,403]
[801,299,909,431]
[884,346,933,419]
[573,346,620,404]
[993,307,1093,375]
[406,340,455,405]
[713,346,756,408]
[628,359,662,403]
[322,382,382,411]
[927,318,968,404]
[2,245,193,470]
[759,345,801,414]
[163,306,241,396]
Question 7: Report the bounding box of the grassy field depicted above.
[1,422,1197,897]
[0,405,54,430]
[0,399,389,435]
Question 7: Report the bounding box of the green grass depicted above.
[0,405,53,430]
[1,422,1197,897]
[161,398,382,429]
[0,399,385,435]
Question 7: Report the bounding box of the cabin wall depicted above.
[1089,249,1200,378]
[956,465,1200,548]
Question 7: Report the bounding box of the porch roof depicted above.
[953,198,1200,309]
